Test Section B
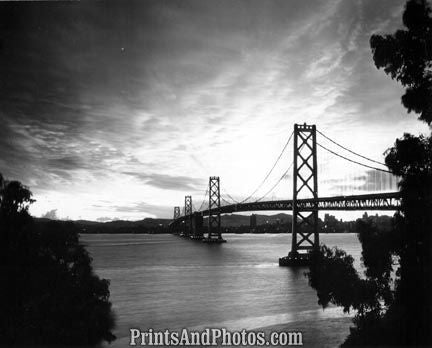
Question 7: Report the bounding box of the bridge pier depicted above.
[280,123,319,266]
[250,214,257,232]
[190,212,204,240]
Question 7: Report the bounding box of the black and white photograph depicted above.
[0,0,431,347]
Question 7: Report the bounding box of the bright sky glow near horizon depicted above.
[1,0,430,221]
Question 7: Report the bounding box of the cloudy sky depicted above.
[0,0,429,221]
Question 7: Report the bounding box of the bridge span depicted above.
[174,192,401,223]
[170,124,401,266]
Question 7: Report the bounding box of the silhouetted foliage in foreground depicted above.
[307,0,432,345]
[370,0,432,125]
[307,133,432,346]
[307,218,402,346]
[0,174,116,345]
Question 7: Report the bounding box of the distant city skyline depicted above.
[0,0,429,221]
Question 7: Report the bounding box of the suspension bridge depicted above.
[170,124,401,266]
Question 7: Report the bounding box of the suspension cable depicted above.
[256,161,294,202]
[222,190,240,204]
[317,142,393,173]
[317,129,386,166]
[198,188,209,211]
[192,203,197,212]
[221,196,233,206]
[240,131,294,203]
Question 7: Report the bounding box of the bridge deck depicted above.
[172,192,401,224]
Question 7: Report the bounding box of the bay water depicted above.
[81,233,362,347]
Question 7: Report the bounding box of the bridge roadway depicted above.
[173,192,401,223]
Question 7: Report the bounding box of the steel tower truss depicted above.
[291,123,319,255]
[184,196,192,235]
[173,206,181,220]
[207,176,222,240]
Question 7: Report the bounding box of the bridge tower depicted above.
[280,123,318,266]
[184,196,192,236]
[171,206,181,234]
[203,176,226,243]
[173,206,181,220]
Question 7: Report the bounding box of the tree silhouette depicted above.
[0,174,116,345]
[370,0,432,124]
[307,216,405,346]
[307,0,432,345]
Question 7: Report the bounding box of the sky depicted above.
[0,0,429,221]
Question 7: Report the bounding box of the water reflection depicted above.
[81,233,360,347]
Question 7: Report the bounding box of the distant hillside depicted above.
[34,212,393,234]
[219,213,292,227]
[34,217,171,234]
[33,213,291,233]
[76,218,172,233]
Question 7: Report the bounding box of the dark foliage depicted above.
[307,219,401,343]
[385,133,432,345]
[370,0,432,124]
[307,246,367,313]
[0,175,116,345]
[307,0,432,345]
[307,197,431,346]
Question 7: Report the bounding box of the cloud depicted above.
[41,209,58,220]
[123,172,202,191]
[96,217,120,222]
[112,202,173,218]
[1,0,424,220]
